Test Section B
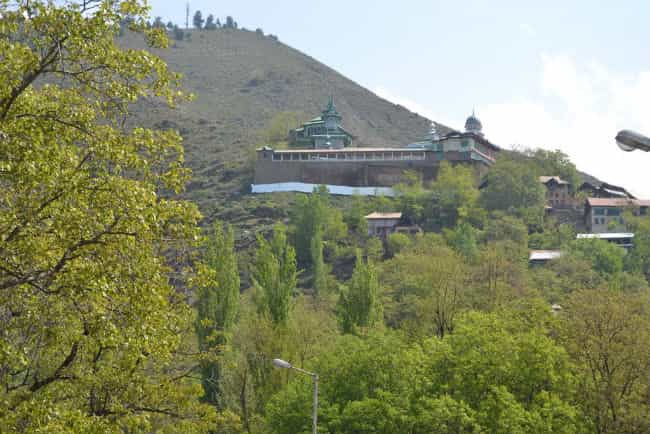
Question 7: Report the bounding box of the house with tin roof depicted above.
[585,197,650,233]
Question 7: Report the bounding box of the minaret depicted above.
[425,121,440,141]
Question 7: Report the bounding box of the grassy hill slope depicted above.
[121,28,452,219]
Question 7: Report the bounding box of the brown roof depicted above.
[365,212,402,220]
[539,176,570,185]
[587,198,650,207]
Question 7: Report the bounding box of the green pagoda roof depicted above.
[321,96,342,119]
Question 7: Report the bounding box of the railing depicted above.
[271,151,426,162]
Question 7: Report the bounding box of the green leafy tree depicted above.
[470,241,529,310]
[291,187,328,265]
[251,225,297,325]
[522,148,581,192]
[193,10,204,29]
[337,251,381,334]
[560,290,650,433]
[346,193,369,237]
[385,232,412,258]
[480,155,546,226]
[624,215,650,281]
[0,1,233,431]
[310,229,328,297]
[394,170,430,225]
[196,222,240,407]
[382,243,467,338]
[566,238,625,279]
[444,221,479,262]
[204,13,217,30]
[431,161,480,228]
[365,236,384,262]
[267,310,584,434]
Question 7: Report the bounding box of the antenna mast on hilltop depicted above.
[185,2,190,29]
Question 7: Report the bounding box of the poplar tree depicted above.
[193,10,204,29]
[251,225,297,325]
[292,186,327,265]
[337,251,381,334]
[310,229,327,297]
[204,14,217,30]
[196,221,240,406]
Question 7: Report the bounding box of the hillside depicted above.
[120,28,452,219]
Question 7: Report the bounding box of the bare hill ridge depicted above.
[121,28,452,214]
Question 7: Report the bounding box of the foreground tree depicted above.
[561,290,650,433]
[196,222,240,407]
[0,1,234,431]
[267,310,584,434]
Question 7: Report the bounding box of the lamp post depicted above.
[272,358,319,434]
[616,130,650,152]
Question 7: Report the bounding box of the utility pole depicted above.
[185,2,190,29]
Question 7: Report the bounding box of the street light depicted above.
[616,129,650,152]
[272,358,319,434]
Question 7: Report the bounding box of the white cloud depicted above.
[519,23,536,37]
[376,55,650,198]
[480,53,650,198]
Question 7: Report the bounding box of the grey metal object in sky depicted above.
[616,130,650,152]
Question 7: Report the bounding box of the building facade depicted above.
[365,212,403,237]
[255,105,500,188]
[539,176,572,208]
[585,197,650,233]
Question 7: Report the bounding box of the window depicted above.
[594,208,605,215]
[606,208,621,216]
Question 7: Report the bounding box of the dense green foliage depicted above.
[480,155,547,226]
[337,251,381,334]
[5,2,650,433]
[196,222,240,406]
[0,1,241,431]
[251,225,298,325]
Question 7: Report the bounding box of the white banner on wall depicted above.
[251,182,396,197]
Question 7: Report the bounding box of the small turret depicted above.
[464,109,483,136]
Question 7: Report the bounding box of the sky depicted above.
[150,0,650,197]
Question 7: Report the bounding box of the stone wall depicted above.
[254,159,487,187]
